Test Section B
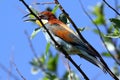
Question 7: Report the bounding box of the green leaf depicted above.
[62,71,69,80]
[47,58,55,71]
[44,72,58,80]
[105,33,120,38]
[30,54,45,68]
[94,15,105,25]
[109,18,120,29]
[31,67,40,75]
[47,54,59,72]
[78,27,85,32]
[42,77,49,80]
[93,29,99,34]
[102,52,111,57]
[105,29,120,38]
[30,27,41,39]
[92,2,105,25]
[62,71,79,80]
[105,42,115,51]
[52,4,59,14]
[112,65,120,76]
[45,42,51,55]
[30,58,41,67]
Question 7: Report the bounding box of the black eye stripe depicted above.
[38,14,48,19]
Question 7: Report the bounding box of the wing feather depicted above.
[46,19,98,57]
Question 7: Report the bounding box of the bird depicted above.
[25,11,118,80]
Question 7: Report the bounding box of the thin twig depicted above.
[20,0,89,80]
[103,24,120,65]
[0,63,19,80]
[61,56,73,80]
[12,63,26,80]
[9,47,26,80]
[67,61,73,80]
[103,0,120,16]
[33,2,55,5]
[113,0,119,47]
[79,0,119,80]
[114,0,119,17]
[24,30,39,59]
[8,47,14,80]
[101,1,120,65]
[24,30,46,71]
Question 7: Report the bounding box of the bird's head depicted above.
[38,11,56,20]
[24,11,56,27]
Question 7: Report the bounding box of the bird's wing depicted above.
[47,19,81,45]
[47,19,99,57]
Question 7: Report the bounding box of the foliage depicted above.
[91,1,120,78]
[30,42,79,80]
[105,18,120,38]
[92,2,105,25]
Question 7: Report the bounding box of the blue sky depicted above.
[0,0,119,80]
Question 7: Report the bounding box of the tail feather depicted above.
[98,55,119,80]
[78,51,119,80]
[78,54,107,73]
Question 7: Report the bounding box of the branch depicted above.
[24,30,47,71]
[103,0,120,16]
[24,30,39,59]
[0,63,19,80]
[114,0,119,17]
[33,2,55,5]
[19,0,89,80]
[12,62,26,80]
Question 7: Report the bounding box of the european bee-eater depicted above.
[26,11,118,80]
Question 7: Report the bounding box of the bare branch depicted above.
[8,48,15,80]
[114,0,119,17]
[24,30,38,58]
[103,0,120,16]
[32,2,55,5]
[24,30,46,71]
[12,62,26,80]
[0,63,19,80]
[67,61,73,80]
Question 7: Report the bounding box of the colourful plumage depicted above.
[26,11,118,80]
[38,11,104,68]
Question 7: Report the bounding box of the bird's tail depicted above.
[98,55,119,80]
[78,52,119,80]
[78,53,107,73]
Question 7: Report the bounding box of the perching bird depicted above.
[25,11,118,80]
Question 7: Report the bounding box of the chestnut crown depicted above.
[38,11,56,20]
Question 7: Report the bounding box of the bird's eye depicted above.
[38,14,48,20]
[38,14,44,18]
